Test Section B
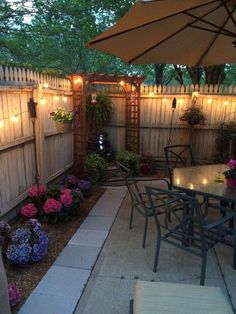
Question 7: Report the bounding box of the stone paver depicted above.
[79,215,114,231]
[54,244,101,270]
[69,229,108,247]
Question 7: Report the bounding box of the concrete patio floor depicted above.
[75,182,236,314]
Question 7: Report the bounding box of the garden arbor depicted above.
[67,73,145,175]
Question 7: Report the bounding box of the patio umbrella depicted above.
[87,0,236,67]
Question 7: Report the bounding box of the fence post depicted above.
[33,84,46,185]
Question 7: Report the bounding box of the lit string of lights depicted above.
[0,94,69,129]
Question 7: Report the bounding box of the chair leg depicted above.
[142,217,148,248]
[200,252,207,285]
[233,236,236,269]
[153,225,161,272]
[129,204,134,229]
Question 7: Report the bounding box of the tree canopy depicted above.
[0,0,235,84]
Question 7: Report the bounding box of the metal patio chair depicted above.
[145,185,236,285]
[116,161,171,248]
[164,144,197,187]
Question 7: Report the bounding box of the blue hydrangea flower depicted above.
[6,244,32,265]
[10,228,31,244]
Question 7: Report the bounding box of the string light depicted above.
[74,77,82,84]
[40,98,46,105]
[119,80,125,86]
[11,115,19,122]
[44,83,49,88]
[0,120,4,128]
[62,96,67,102]
[54,95,59,101]
[207,98,212,104]
[224,100,229,105]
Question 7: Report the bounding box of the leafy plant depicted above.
[85,154,108,184]
[116,150,141,176]
[214,121,236,163]
[86,92,113,132]
[223,159,236,179]
[180,105,206,126]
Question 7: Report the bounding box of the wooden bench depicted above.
[130,281,233,314]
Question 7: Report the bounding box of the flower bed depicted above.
[3,186,105,312]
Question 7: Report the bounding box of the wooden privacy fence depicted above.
[103,83,236,162]
[1,65,236,217]
[0,66,73,216]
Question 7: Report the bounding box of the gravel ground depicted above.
[3,187,105,312]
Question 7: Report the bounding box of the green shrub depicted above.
[85,154,108,184]
[116,150,141,176]
[214,121,236,163]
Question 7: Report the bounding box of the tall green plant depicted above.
[214,121,236,163]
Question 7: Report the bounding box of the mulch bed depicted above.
[3,187,105,312]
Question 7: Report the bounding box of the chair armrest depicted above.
[203,211,236,230]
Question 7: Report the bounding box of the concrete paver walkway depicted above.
[18,187,127,314]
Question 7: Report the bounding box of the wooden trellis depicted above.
[67,73,144,176]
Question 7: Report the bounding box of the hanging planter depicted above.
[55,121,72,133]
[49,107,78,133]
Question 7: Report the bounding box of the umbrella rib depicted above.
[189,24,235,37]
[220,0,236,27]
[185,11,236,38]
[88,0,219,45]
[195,7,233,66]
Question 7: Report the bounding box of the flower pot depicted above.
[55,121,72,133]
[226,178,236,188]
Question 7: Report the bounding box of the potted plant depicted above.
[223,159,236,188]
[49,107,78,133]
[180,105,207,126]
[85,154,108,184]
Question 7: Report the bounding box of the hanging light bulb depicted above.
[62,96,67,102]
[91,92,97,104]
[11,115,19,122]
[54,95,59,101]
[40,98,46,105]
[44,83,49,88]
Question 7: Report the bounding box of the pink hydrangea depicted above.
[61,188,72,194]
[20,203,38,218]
[60,192,73,207]
[227,159,236,168]
[43,199,62,214]
[28,185,46,198]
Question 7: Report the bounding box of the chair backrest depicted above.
[145,185,206,254]
[164,145,196,168]
[116,161,147,209]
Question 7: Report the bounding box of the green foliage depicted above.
[116,150,140,176]
[85,154,108,184]
[180,105,207,126]
[86,92,113,131]
[214,121,236,163]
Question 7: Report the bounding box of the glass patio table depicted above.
[172,164,236,204]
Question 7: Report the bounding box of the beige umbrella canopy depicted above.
[87,0,236,67]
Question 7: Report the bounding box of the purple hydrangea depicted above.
[66,175,79,185]
[6,243,32,265]
[6,219,48,265]
[10,228,31,244]
[78,180,92,191]
[8,283,21,308]
[31,231,48,262]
